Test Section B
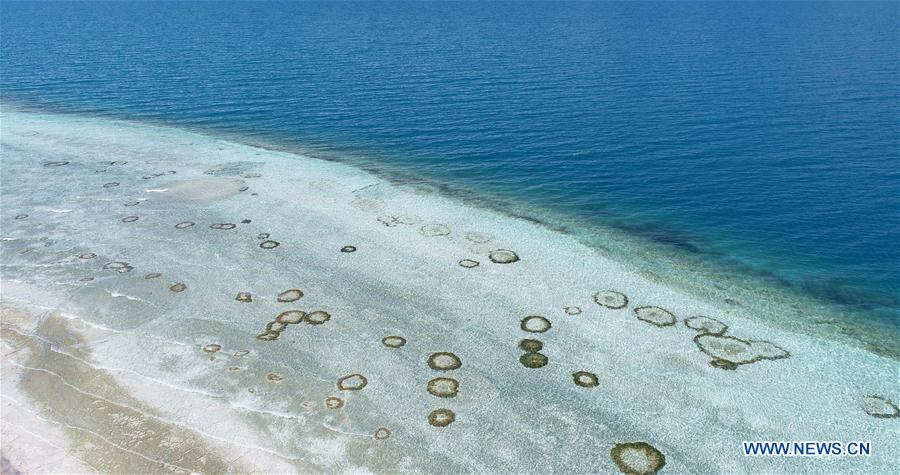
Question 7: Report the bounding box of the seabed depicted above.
[0,108,897,473]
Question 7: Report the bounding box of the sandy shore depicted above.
[1,108,897,473]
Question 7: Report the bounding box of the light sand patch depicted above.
[151,177,244,202]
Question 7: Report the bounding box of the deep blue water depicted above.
[2,1,898,330]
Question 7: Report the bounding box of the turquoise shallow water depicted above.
[2,1,898,337]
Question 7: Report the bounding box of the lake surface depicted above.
[3,0,898,334]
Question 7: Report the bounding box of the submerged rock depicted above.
[235,292,253,303]
[458,259,480,268]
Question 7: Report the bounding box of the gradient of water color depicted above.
[2,1,898,331]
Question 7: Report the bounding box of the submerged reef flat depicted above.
[0,109,897,474]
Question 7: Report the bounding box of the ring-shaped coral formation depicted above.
[275,310,305,324]
[519,339,543,352]
[325,396,344,410]
[520,315,551,333]
[694,334,790,368]
[420,224,451,237]
[427,377,460,398]
[305,310,331,325]
[520,352,549,368]
[373,428,392,441]
[610,442,666,475]
[259,240,280,249]
[488,249,519,264]
[860,395,900,419]
[427,408,456,427]
[593,290,629,309]
[337,373,368,391]
[573,371,599,388]
[684,316,728,335]
[382,336,407,348]
[427,352,462,371]
[633,306,676,327]
[277,289,303,302]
